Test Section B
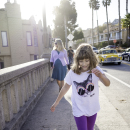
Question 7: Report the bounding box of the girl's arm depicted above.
[92,68,110,86]
[50,83,71,112]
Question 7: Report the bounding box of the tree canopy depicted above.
[73,29,84,41]
[98,25,107,33]
[122,13,130,28]
[102,0,111,7]
[53,0,78,43]
[89,0,100,10]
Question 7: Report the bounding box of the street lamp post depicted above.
[64,16,68,49]
[43,1,47,48]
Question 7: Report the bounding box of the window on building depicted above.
[26,32,32,46]
[1,31,8,47]
[34,55,37,60]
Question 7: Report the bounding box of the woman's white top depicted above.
[64,66,104,117]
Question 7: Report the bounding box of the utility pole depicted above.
[43,1,47,48]
[64,16,68,49]
[118,0,121,47]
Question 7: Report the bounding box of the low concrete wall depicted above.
[0,59,51,130]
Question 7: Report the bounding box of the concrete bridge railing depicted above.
[0,59,51,130]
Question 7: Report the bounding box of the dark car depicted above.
[121,48,130,62]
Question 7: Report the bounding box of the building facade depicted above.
[0,1,52,69]
[83,19,127,46]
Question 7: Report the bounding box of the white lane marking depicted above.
[104,72,130,88]
[122,62,130,66]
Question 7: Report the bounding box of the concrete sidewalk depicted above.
[21,80,130,130]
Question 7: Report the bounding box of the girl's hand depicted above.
[92,68,102,78]
[51,67,54,70]
[50,102,59,112]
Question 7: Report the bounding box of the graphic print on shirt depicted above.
[73,74,95,97]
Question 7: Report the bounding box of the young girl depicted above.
[50,39,69,92]
[50,43,110,130]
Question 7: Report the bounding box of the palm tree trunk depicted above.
[92,7,94,46]
[126,0,128,47]
[126,0,128,14]
[128,26,130,47]
[96,10,99,47]
[106,3,109,45]
[118,0,121,47]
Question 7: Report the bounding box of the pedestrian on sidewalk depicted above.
[50,43,110,130]
[67,46,74,70]
[50,39,69,92]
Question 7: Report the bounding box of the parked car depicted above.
[92,47,99,54]
[98,49,122,65]
[100,47,106,50]
[105,45,117,49]
[121,47,130,61]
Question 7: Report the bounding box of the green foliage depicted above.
[73,29,84,41]
[73,39,85,49]
[98,25,107,33]
[98,41,114,49]
[122,13,130,28]
[98,42,108,48]
[53,0,78,43]
[89,0,100,10]
[121,42,128,48]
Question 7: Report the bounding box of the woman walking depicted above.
[50,40,69,92]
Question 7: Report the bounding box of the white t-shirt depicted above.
[64,66,104,117]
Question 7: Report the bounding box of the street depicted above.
[98,60,130,128]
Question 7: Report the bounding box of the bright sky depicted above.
[0,0,130,30]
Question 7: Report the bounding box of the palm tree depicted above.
[102,0,111,45]
[126,0,128,46]
[126,0,128,14]
[89,0,94,46]
[122,13,130,47]
[118,0,121,46]
[93,0,100,46]
[89,0,100,46]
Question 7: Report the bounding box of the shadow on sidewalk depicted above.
[21,80,100,130]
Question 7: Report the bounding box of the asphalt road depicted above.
[99,60,130,85]
[99,60,130,127]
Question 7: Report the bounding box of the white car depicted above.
[93,47,99,54]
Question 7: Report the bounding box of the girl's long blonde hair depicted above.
[53,39,65,51]
[71,43,98,74]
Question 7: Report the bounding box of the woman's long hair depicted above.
[53,39,65,51]
[71,43,98,74]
